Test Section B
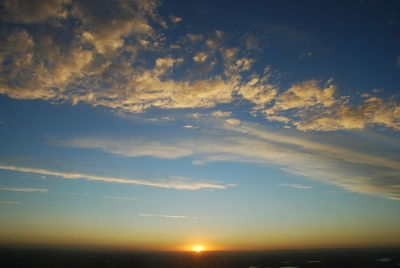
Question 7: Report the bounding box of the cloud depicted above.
[193,52,208,62]
[183,125,198,129]
[137,213,197,219]
[52,137,194,159]
[205,30,226,49]
[0,165,232,190]
[294,96,400,131]
[242,34,261,51]
[211,110,232,118]
[169,15,182,23]
[0,201,22,204]
[264,80,400,131]
[265,80,337,116]
[1,0,69,23]
[299,51,313,60]
[0,0,399,134]
[186,33,203,43]
[0,186,48,193]
[279,183,312,189]
[225,119,241,125]
[102,195,138,201]
[53,119,400,200]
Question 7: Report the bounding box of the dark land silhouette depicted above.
[1,247,400,268]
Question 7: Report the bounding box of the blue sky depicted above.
[0,0,399,251]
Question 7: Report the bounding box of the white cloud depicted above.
[211,111,232,118]
[137,213,197,219]
[53,119,400,200]
[279,183,312,189]
[0,186,48,193]
[0,201,22,204]
[193,52,208,62]
[0,165,232,190]
[0,0,399,135]
[102,195,138,201]
[183,125,198,129]
[264,80,400,131]
[1,0,69,23]
[225,118,241,125]
[52,137,193,159]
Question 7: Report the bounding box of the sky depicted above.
[0,0,399,252]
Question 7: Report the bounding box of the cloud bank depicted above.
[0,0,398,132]
[54,120,400,200]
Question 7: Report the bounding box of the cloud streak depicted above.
[0,165,231,190]
[102,195,138,201]
[54,119,400,200]
[279,184,312,189]
[0,201,22,204]
[137,213,197,219]
[0,186,48,193]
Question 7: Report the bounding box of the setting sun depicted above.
[192,245,205,253]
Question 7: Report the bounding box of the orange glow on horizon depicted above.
[192,245,205,253]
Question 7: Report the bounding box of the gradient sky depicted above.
[0,0,399,251]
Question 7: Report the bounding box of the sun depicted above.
[192,245,205,253]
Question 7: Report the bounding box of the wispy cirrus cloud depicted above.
[279,184,312,189]
[0,186,48,193]
[53,119,400,200]
[0,201,22,204]
[0,165,232,190]
[102,195,138,201]
[137,213,198,219]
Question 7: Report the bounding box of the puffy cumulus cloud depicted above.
[193,52,208,62]
[92,67,235,112]
[234,68,279,108]
[1,0,397,133]
[0,0,160,101]
[265,115,291,123]
[1,0,280,115]
[0,27,93,100]
[265,80,337,116]
[169,15,182,23]
[1,0,69,23]
[295,96,400,131]
[186,33,204,43]
[211,110,232,118]
[74,0,159,54]
[205,30,226,49]
[264,80,400,131]
[0,165,231,190]
[54,120,400,200]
